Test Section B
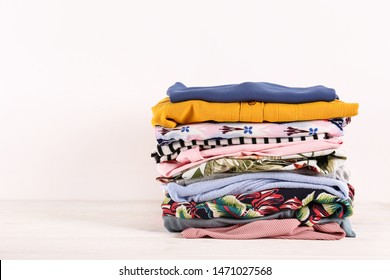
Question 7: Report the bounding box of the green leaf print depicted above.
[162,196,171,204]
[301,191,315,207]
[316,192,337,204]
[191,167,205,179]
[175,205,192,219]
[204,159,230,175]
[344,202,354,217]
[322,203,339,215]
[243,209,262,218]
[296,206,310,221]
[206,195,246,218]
[236,159,253,172]
[222,158,239,168]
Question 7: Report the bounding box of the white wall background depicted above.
[0,0,388,202]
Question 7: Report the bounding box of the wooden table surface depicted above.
[1,200,389,259]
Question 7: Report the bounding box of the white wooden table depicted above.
[1,200,389,259]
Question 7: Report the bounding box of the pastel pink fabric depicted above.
[181,219,346,240]
[155,120,345,143]
[157,138,343,177]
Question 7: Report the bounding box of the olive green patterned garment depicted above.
[158,149,347,183]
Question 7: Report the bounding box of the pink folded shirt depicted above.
[182,219,346,240]
[157,138,343,177]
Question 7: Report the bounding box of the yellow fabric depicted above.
[151,97,359,128]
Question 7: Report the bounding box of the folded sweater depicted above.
[151,97,359,128]
[163,214,356,237]
[181,219,346,240]
[167,81,338,103]
[164,172,350,203]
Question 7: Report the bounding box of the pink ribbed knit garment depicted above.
[181,219,346,240]
[157,138,342,177]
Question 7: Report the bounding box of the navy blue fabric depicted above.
[167,82,338,103]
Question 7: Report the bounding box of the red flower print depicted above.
[280,197,302,210]
[239,189,284,215]
[162,201,179,216]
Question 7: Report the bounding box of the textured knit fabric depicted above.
[163,215,356,237]
[174,165,351,186]
[152,134,327,163]
[151,97,359,128]
[181,219,346,240]
[158,150,347,183]
[157,139,343,177]
[156,119,349,145]
[164,210,295,231]
[162,188,353,226]
[167,82,338,103]
[165,172,350,203]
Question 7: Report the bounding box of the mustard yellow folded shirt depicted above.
[151,97,359,128]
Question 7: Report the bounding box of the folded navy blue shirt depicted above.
[167,81,338,103]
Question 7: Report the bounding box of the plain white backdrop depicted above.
[0,0,388,202]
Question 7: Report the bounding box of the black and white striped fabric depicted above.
[151,133,328,163]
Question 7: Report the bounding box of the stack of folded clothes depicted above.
[151,81,359,240]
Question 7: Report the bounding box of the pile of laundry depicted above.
[151,81,359,240]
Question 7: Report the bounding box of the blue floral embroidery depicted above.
[244,126,253,134]
[181,126,190,133]
[309,128,318,135]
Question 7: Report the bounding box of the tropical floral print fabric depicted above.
[159,149,347,183]
[162,188,353,226]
